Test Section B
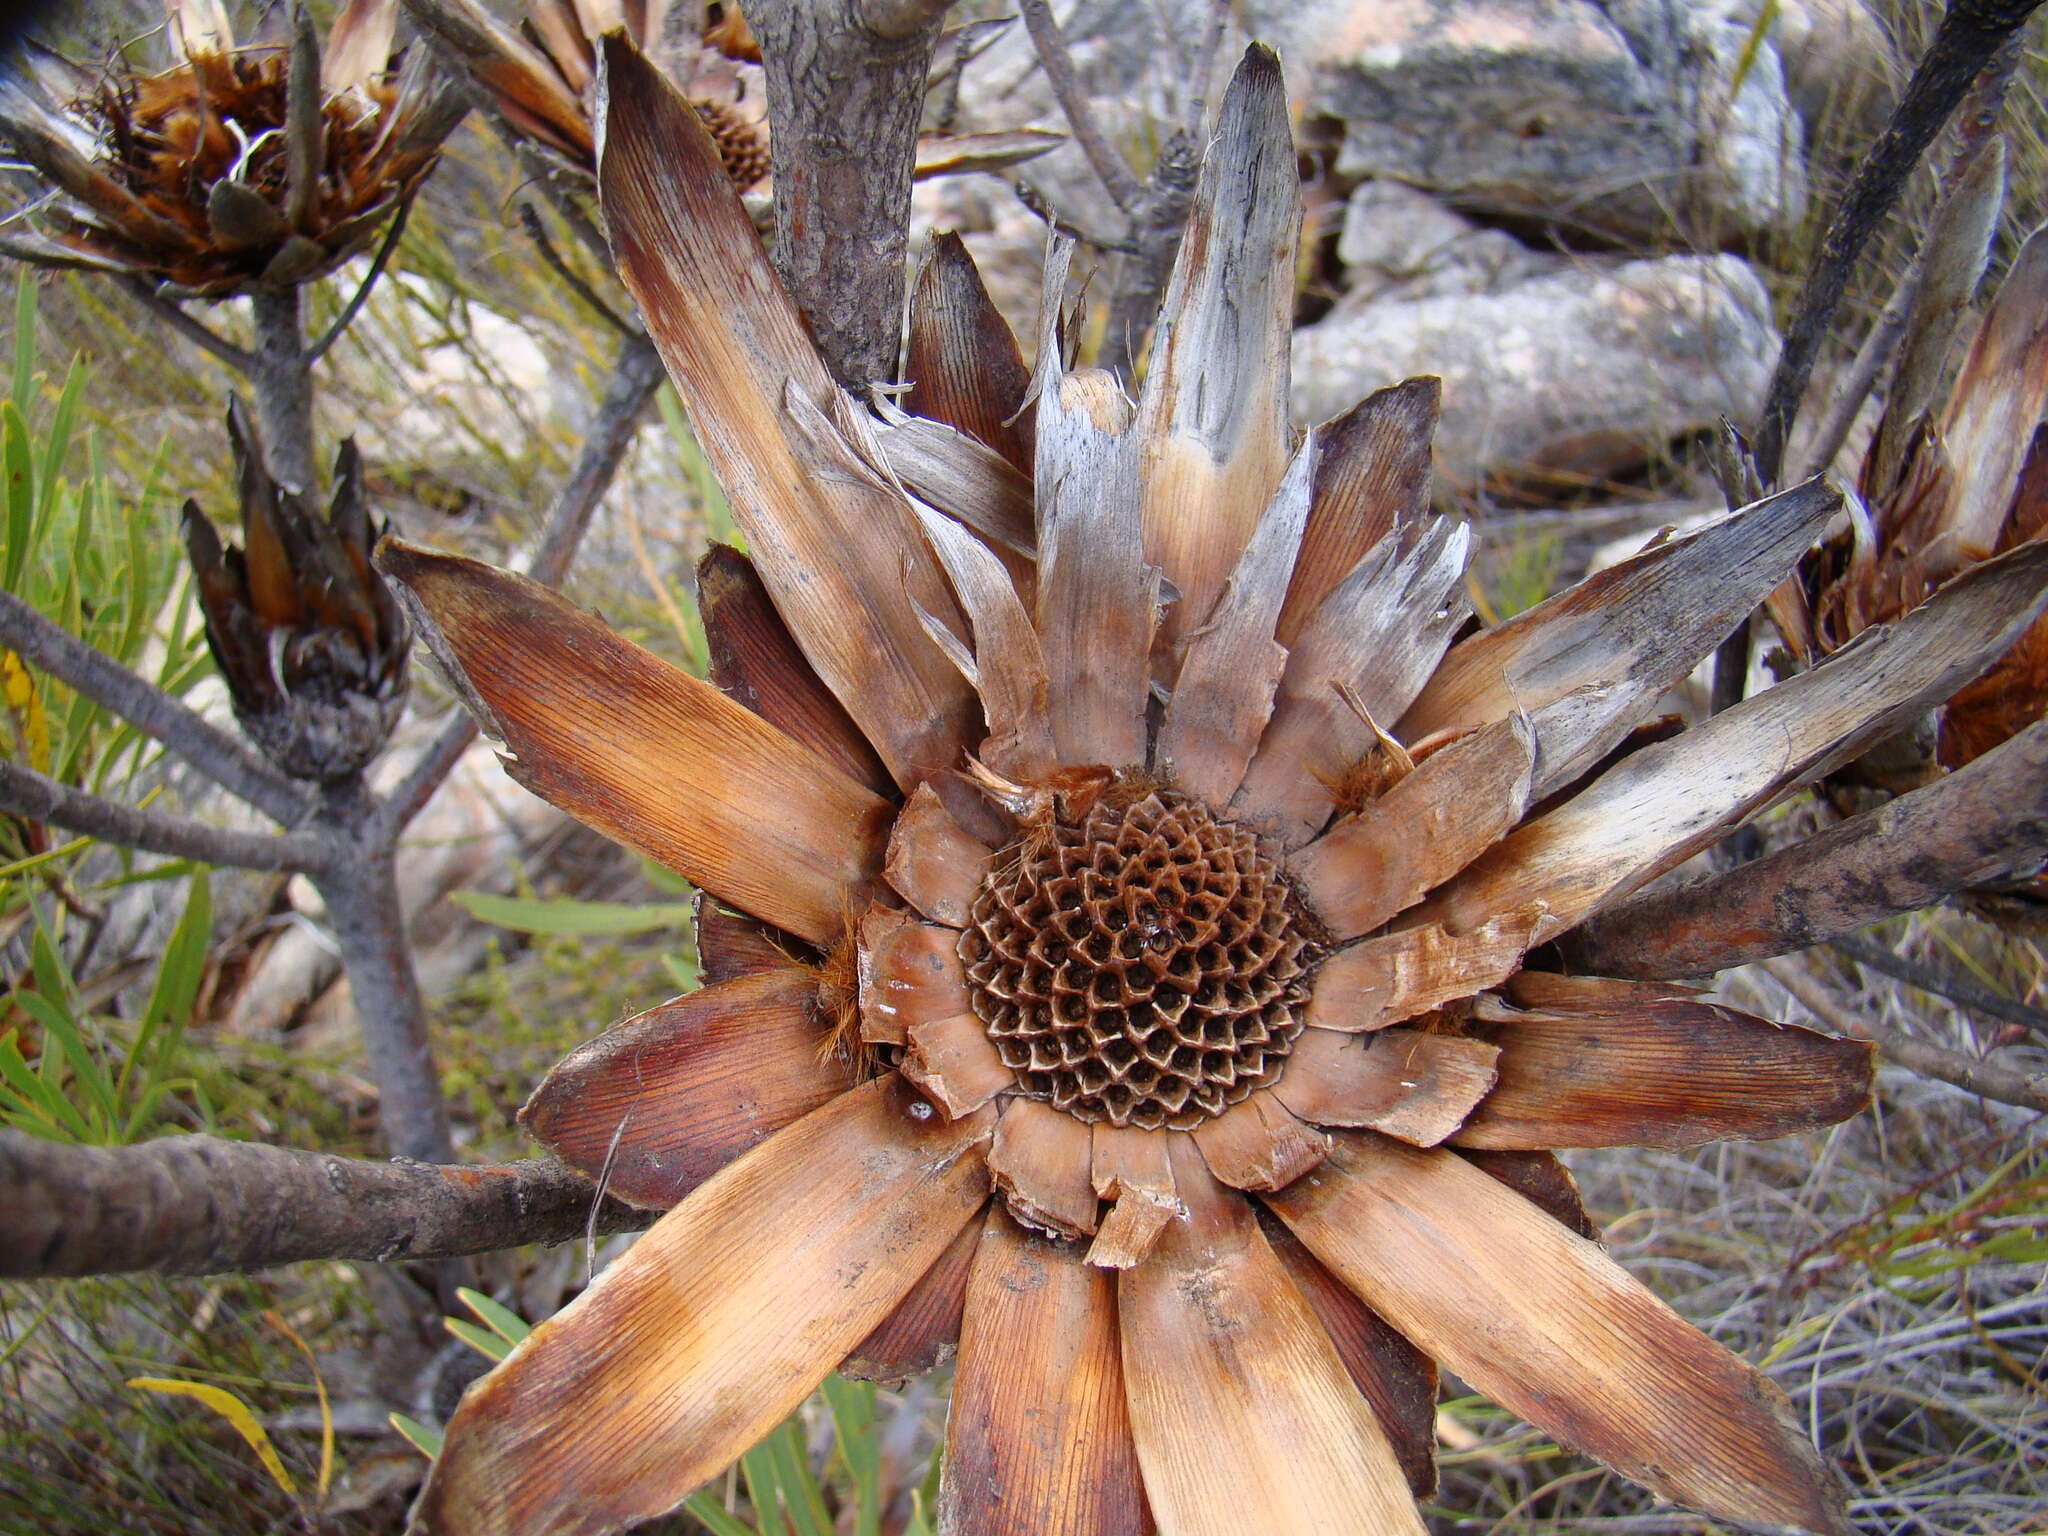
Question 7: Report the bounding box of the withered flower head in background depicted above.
[1789,140,2048,885]
[0,0,465,298]
[403,0,1056,196]
[185,398,408,781]
[371,33,2048,1536]
[402,0,770,190]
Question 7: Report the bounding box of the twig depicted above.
[370,330,668,842]
[304,192,415,364]
[523,332,667,586]
[0,588,310,827]
[1014,0,1207,377]
[1796,264,1919,481]
[509,137,617,272]
[517,200,635,338]
[0,1130,653,1279]
[1012,179,1140,254]
[0,758,324,874]
[1762,955,2048,1114]
[1563,717,2048,977]
[1750,0,2046,488]
[118,277,253,373]
[1016,0,1144,213]
[1830,933,2048,1040]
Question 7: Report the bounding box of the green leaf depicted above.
[662,952,702,995]
[739,1435,785,1536]
[681,1491,761,1536]
[119,869,211,1134]
[0,1028,86,1138]
[638,859,693,897]
[35,355,83,528]
[448,890,694,937]
[824,1376,880,1536]
[10,273,34,409]
[444,1317,513,1364]
[764,1419,829,1536]
[458,1288,532,1347]
[390,1412,444,1459]
[2,401,34,592]
[15,991,114,1137]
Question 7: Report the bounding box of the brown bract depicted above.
[185,399,408,780]
[1795,208,2048,809]
[0,0,464,297]
[370,33,2047,1536]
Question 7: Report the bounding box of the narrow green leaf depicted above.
[27,914,73,1009]
[15,992,115,1136]
[0,1029,81,1137]
[823,1376,880,1536]
[444,1317,513,1364]
[740,1435,784,1536]
[448,890,694,937]
[389,1412,444,1459]
[119,869,210,1128]
[10,273,34,408]
[2,401,33,591]
[457,1287,532,1347]
[682,1491,762,1536]
[771,1419,830,1536]
[35,355,83,527]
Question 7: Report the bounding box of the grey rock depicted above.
[1336,179,1561,302]
[1252,0,1806,243]
[1292,252,1779,487]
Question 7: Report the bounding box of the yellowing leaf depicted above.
[2,649,48,774]
[126,1376,298,1497]
[263,1310,333,1498]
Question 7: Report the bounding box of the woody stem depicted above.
[247,285,319,491]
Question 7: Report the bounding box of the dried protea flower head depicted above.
[185,400,408,781]
[404,0,770,188]
[1795,192,2048,781]
[375,33,2048,1536]
[0,0,465,298]
[404,0,1055,197]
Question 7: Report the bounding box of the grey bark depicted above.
[0,1130,650,1279]
[747,0,954,388]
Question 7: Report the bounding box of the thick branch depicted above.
[747,0,951,387]
[1763,957,2048,1113]
[0,589,310,826]
[0,1130,651,1279]
[1751,0,2045,486]
[1564,718,2048,977]
[371,330,667,841]
[0,758,322,874]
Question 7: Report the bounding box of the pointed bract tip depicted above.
[1228,40,1286,98]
